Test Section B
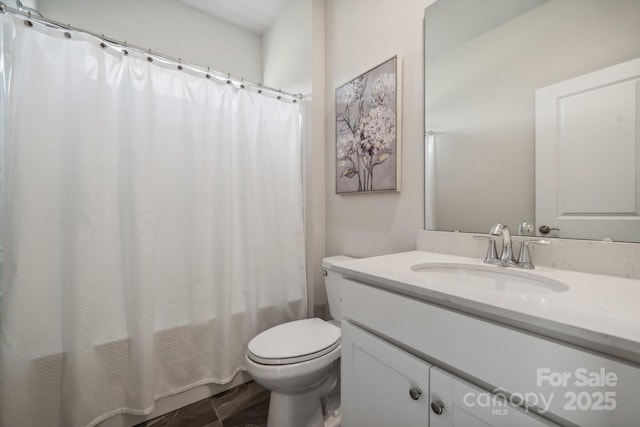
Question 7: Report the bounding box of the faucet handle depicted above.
[517,239,551,269]
[473,235,500,264]
[518,221,535,236]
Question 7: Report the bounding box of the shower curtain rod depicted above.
[0,2,303,102]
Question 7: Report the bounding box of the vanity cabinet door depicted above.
[429,367,558,427]
[341,321,430,427]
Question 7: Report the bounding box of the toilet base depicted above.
[266,366,338,427]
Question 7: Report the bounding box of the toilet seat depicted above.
[247,318,341,365]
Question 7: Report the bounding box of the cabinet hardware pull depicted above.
[431,400,445,415]
[409,387,422,400]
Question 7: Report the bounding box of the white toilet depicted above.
[244,255,353,427]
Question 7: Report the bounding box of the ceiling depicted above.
[178,0,294,35]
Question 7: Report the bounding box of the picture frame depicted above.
[335,56,401,194]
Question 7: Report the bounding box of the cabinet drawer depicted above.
[342,278,640,426]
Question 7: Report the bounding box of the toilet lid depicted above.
[247,318,341,365]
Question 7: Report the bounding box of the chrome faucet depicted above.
[489,223,518,266]
[476,223,552,269]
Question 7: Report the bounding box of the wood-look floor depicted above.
[135,381,269,427]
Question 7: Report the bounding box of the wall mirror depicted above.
[424,0,640,242]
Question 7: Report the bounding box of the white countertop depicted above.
[333,251,640,364]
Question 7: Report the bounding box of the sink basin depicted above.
[410,263,569,294]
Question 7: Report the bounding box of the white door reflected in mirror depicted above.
[535,57,640,242]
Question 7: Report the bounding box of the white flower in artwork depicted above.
[361,106,395,153]
[369,73,395,106]
[342,77,365,105]
[337,133,357,167]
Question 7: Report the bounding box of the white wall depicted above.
[37,0,263,82]
[308,0,326,314]
[324,0,436,258]
[262,0,312,95]
[262,0,328,315]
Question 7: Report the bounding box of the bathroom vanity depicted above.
[334,250,640,427]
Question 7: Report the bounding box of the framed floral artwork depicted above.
[335,56,401,194]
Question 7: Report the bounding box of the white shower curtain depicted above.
[0,14,307,427]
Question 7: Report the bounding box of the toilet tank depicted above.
[322,255,354,322]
